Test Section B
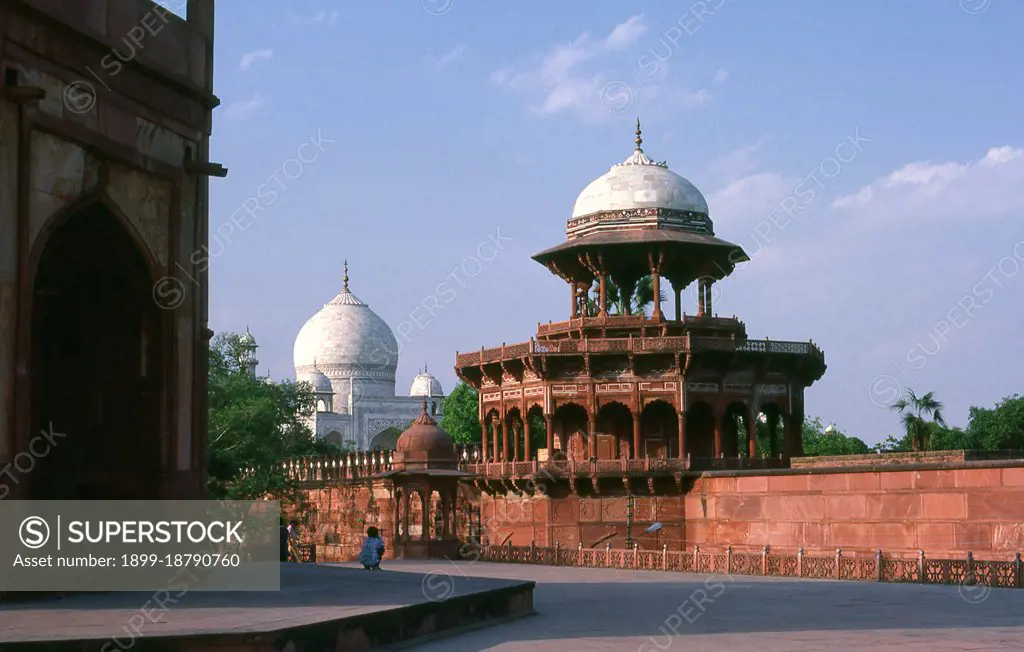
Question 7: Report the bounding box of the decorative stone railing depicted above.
[455,335,823,368]
[457,456,789,479]
[536,314,742,337]
[471,543,1023,589]
[272,451,789,484]
[270,452,394,482]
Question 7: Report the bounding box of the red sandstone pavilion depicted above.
[455,122,826,474]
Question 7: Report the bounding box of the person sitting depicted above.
[358,526,386,570]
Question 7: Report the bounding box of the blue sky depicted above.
[199,0,1023,445]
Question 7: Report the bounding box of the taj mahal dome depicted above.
[292,262,445,451]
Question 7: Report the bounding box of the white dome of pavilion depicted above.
[297,367,333,394]
[293,264,398,381]
[409,367,444,397]
[570,122,708,219]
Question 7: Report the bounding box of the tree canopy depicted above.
[801,416,871,456]
[206,332,332,500]
[438,381,482,444]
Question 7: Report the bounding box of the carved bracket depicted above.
[647,477,655,494]
[568,474,577,495]
[673,472,683,494]
[590,475,601,495]
[622,476,631,493]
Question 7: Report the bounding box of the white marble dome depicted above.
[293,275,398,380]
[409,368,443,397]
[570,127,708,219]
[298,368,333,394]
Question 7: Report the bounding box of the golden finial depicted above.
[634,118,643,150]
[343,259,349,291]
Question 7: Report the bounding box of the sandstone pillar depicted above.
[747,410,757,458]
[545,414,554,455]
[632,413,641,459]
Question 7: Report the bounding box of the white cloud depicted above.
[432,46,465,70]
[223,93,266,121]
[286,10,339,28]
[605,14,648,50]
[831,145,1024,222]
[714,67,730,83]
[489,14,711,122]
[240,48,273,71]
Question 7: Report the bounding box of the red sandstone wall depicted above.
[469,465,1024,559]
[688,466,1024,558]
[297,465,1024,561]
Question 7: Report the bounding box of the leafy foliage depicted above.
[438,382,482,444]
[964,394,1024,451]
[890,389,946,451]
[800,416,871,456]
[585,275,666,316]
[206,332,331,500]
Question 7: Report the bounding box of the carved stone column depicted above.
[632,413,641,459]
[502,417,509,461]
[587,416,597,460]
[480,418,489,462]
[545,414,554,454]
[513,419,520,461]
[747,410,757,458]
[678,410,686,461]
[493,418,502,461]
[523,420,531,461]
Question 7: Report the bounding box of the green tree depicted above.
[206,332,329,500]
[439,382,482,444]
[800,417,871,456]
[890,389,946,451]
[586,275,666,316]
[965,394,1024,451]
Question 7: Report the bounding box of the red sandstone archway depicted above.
[553,403,588,460]
[640,400,678,458]
[723,402,749,458]
[685,401,715,460]
[757,403,786,458]
[595,401,631,459]
[526,404,545,458]
[27,202,165,499]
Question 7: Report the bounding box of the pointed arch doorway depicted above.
[26,201,166,499]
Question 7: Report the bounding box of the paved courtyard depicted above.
[361,560,1024,651]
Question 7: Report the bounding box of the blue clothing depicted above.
[358,536,385,567]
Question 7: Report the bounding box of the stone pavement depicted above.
[0,563,530,646]
[364,560,1024,651]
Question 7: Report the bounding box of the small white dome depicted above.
[239,326,256,346]
[299,369,333,394]
[409,368,443,397]
[293,266,399,380]
[570,123,708,219]
[572,151,708,219]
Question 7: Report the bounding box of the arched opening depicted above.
[723,402,749,458]
[484,408,500,461]
[370,427,400,451]
[323,430,344,449]
[28,203,164,499]
[505,407,524,461]
[757,403,786,458]
[316,398,328,412]
[595,401,632,459]
[554,403,588,460]
[640,400,678,458]
[685,401,715,460]
[526,404,545,457]
[408,490,423,539]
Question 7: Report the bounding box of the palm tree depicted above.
[890,389,946,451]
[586,275,665,316]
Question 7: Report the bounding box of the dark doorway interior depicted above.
[29,204,164,499]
